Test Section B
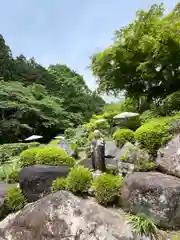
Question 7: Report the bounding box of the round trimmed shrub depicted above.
[49,139,59,145]
[5,187,26,212]
[35,146,75,166]
[66,166,92,194]
[113,128,135,148]
[135,119,169,155]
[20,147,40,167]
[51,178,67,192]
[92,174,123,206]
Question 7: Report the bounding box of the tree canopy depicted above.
[0,35,105,143]
[91,3,180,104]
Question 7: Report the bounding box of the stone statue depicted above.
[91,130,106,171]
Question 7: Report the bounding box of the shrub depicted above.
[113,128,135,148]
[7,166,21,183]
[35,146,75,166]
[66,166,92,194]
[0,143,29,164]
[92,174,123,206]
[5,187,26,212]
[20,147,40,167]
[135,118,169,155]
[140,110,159,124]
[159,91,180,116]
[51,178,67,192]
[27,142,40,148]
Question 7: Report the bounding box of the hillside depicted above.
[0,35,105,143]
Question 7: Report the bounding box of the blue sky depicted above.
[0,0,178,93]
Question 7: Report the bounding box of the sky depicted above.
[0,0,179,101]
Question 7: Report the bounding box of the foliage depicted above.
[0,34,105,143]
[0,143,28,164]
[35,146,75,166]
[5,187,26,212]
[51,178,67,192]
[91,3,180,104]
[6,165,21,183]
[113,128,135,148]
[139,110,159,124]
[128,215,158,237]
[66,166,92,194]
[158,91,180,116]
[92,174,123,206]
[20,147,41,167]
[135,118,169,155]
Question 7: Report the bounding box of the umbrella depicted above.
[95,119,106,123]
[54,135,65,140]
[24,135,43,141]
[113,112,139,119]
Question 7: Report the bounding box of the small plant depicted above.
[7,166,21,183]
[5,187,26,212]
[92,174,123,206]
[35,146,75,166]
[128,215,158,238]
[66,166,92,194]
[51,178,67,192]
[120,155,126,161]
[113,128,135,148]
[20,147,40,167]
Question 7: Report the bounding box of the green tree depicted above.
[91,3,180,104]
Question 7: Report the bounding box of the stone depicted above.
[19,164,70,202]
[156,135,180,178]
[125,146,152,165]
[121,171,180,229]
[0,191,135,240]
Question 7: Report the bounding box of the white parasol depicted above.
[113,112,139,119]
[95,119,106,123]
[24,135,43,141]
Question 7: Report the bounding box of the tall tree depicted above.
[91,3,180,104]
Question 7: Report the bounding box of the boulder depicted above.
[19,164,70,202]
[0,191,135,240]
[121,172,180,229]
[125,146,152,165]
[156,135,180,178]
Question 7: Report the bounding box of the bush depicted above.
[92,174,123,206]
[0,143,29,164]
[7,166,21,183]
[135,118,169,155]
[35,146,75,166]
[51,178,67,192]
[5,187,26,212]
[27,142,40,148]
[66,166,92,194]
[159,91,180,116]
[140,110,159,124]
[113,128,135,148]
[20,147,40,167]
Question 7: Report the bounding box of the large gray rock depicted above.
[125,146,152,165]
[156,135,180,178]
[0,191,136,240]
[19,164,70,202]
[121,172,180,229]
